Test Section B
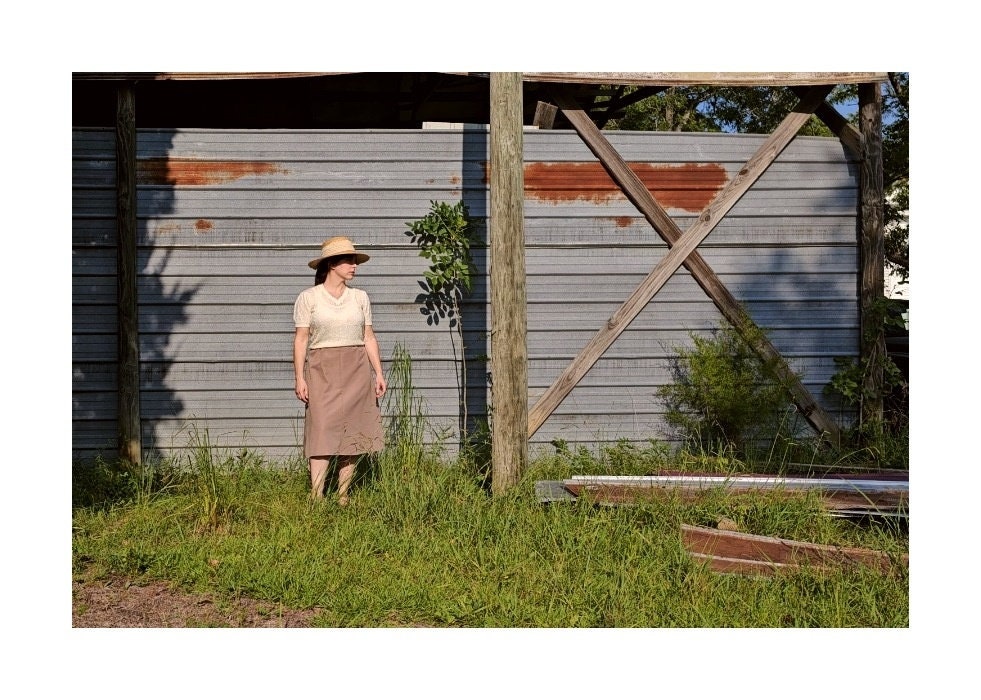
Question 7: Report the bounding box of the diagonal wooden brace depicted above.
[529,85,841,445]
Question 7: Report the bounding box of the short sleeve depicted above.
[360,289,373,326]
[293,289,312,327]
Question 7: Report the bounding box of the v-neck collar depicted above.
[321,284,349,304]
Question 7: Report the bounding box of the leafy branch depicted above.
[405,200,481,435]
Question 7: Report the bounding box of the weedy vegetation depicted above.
[73,339,908,628]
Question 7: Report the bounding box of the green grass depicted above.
[73,342,906,627]
[72,441,908,628]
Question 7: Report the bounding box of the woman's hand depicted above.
[293,327,310,404]
[375,374,387,399]
[295,378,309,404]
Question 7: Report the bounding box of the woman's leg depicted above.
[309,457,329,499]
[337,455,358,505]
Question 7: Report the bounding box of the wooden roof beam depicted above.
[522,72,888,86]
[74,72,890,88]
[790,86,863,157]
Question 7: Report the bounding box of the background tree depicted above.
[611,87,717,132]
[605,75,910,282]
[882,72,909,282]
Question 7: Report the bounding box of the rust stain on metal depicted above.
[137,158,288,186]
[613,216,633,228]
[523,162,728,212]
[194,219,214,231]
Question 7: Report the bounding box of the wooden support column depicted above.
[489,72,528,494]
[116,83,141,464]
[859,81,885,427]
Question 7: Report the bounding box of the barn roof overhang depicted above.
[72,71,889,85]
[71,71,889,130]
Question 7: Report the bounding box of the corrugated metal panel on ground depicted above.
[72,128,859,462]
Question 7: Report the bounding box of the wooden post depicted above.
[859,81,885,427]
[489,73,528,494]
[116,83,142,464]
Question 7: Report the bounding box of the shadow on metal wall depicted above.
[133,130,200,464]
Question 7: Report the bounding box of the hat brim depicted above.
[308,252,370,269]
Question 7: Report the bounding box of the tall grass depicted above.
[73,449,908,627]
[381,342,437,471]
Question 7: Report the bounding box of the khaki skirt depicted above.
[304,345,384,457]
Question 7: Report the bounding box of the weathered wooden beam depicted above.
[116,83,142,464]
[73,72,352,81]
[529,85,842,445]
[681,524,908,574]
[76,72,891,88]
[532,101,557,129]
[523,72,889,87]
[489,72,528,495]
[601,86,666,112]
[859,82,886,427]
[790,86,863,157]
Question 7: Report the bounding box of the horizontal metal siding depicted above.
[75,217,857,249]
[72,128,858,462]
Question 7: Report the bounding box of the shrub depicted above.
[825,297,909,468]
[658,322,800,460]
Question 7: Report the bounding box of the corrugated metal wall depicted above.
[72,127,859,463]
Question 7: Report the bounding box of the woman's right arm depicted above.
[294,326,310,404]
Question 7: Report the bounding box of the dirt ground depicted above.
[72,576,320,628]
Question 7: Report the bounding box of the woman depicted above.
[293,236,386,505]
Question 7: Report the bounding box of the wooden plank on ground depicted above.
[687,552,795,575]
[681,524,908,573]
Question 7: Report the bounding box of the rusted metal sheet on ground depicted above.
[535,480,577,503]
[550,472,908,518]
[681,524,908,575]
[564,483,907,517]
[566,472,909,490]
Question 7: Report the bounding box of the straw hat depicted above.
[307,236,370,269]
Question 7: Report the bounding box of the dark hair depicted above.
[313,255,354,285]
[314,259,329,285]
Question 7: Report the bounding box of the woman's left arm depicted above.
[363,325,387,398]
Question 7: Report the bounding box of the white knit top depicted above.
[293,284,373,349]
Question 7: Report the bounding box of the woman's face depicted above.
[330,255,357,279]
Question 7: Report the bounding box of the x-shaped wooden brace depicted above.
[528,85,841,446]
